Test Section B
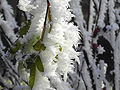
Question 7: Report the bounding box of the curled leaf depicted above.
[48,24,53,33]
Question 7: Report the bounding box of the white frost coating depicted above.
[108,0,120,90]
[97,45,105,54]
[99,61,111,90]
[82,62,93,90]
[108,0,116,48]
[32,69,55,90]
[0,0,17,43]
[1,0,17,29]
[114,33,120,90]
[108,0,119,31]
[77,77,86,90]
[115,9,120,24]
[94,0,99,10]
[19,0,79,89]
[70,0,101,90]
[0,16,17,42]
[19,0,46,44]
[0,35,5,49]
[69,0,93,89]
[99,61,104,89]
[70,0,85,33]
[88,0,95,33]
[18,0,38,12]
[48,75,74,90]
[97,0,107,28]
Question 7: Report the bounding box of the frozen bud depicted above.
[93,27,99,37]
[92,43,98,49]
[14,27,19,33]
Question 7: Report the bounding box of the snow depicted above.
[18,0,80,89]
[1,0,120,89]
[97,0,107,29]
[0,0,17,42]
[97,45,105,54]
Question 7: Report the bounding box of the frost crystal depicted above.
[18,0,79,89]
[97,45,105,54]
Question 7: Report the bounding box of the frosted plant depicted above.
[1,0,120,90]
[17,0,80,90]
[70,0,120,90]
[0,0,80,89]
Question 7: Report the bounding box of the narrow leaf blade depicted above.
[29,63,36,89]
[35,56,44,72]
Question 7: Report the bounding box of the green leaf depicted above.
[29,63,36,89]
[48,24,53,33]
[55,54,58,59]
[11,40,21,53]
[41,44,46,51]
[33,40,46,51]
[19,20,31,37]
[59,45,62,51]
[35,56,44,72]
[33,40,41,51]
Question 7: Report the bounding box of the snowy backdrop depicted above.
[0,0,120,90]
